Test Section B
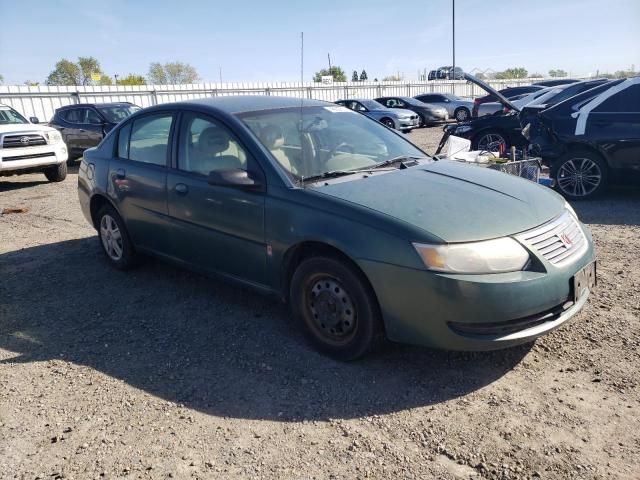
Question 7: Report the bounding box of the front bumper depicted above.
[0,143,68,172]
[359,227,595,351]
[397,117,420,129]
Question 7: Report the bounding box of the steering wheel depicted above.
[328,142,355,158]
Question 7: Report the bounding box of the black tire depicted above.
[290,256,383,361]
[417,113,426,128]
[96,204,138,270]
[473,130,509,152]
[43,162,67,182]
[551,150,608,200]
[380,118,395,129]
[454,107,470,122]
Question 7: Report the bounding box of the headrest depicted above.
[199,127,230,155]
[259,124,284,149]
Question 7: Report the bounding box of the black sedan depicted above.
[374,96,448,126]
[50,102,140,159]
[523,76,640,199]
[446,76,611,151]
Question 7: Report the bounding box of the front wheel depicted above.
[290,256,383,361]
[552,151,608,200]
[474,130,509,152]
[381,118,395,129]
[43,162,67,182]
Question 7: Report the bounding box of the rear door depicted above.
[108,112,176,254]
[167,111,267,285]
[58,108,83,152]
[587,83,640,173]
[83,108,106,148]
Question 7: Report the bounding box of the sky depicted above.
[0,0,638,85]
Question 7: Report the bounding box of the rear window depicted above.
[593,84,640,113]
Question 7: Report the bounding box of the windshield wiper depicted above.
[368,155,429,169]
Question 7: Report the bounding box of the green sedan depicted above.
[78,96,596,360]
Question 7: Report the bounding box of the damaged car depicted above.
[523,76,640,199]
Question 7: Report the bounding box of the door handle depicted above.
[115,168,126,179]
[174,183,189,195]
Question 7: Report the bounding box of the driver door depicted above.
[167,112,267,285]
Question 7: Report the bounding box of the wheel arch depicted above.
[557,142,611,169]
[281,241,381,309]
[89,193,119,230]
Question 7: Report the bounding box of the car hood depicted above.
[312,160,564,242]
[0,123,56,134]
[464,73,520,112]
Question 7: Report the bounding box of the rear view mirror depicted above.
[29,116,39,124]
[207,168,264,192]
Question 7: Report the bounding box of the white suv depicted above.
[0,104,69,182]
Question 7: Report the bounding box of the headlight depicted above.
[454,125,472,134]
[46,130,63,144]
[413,237,530,274]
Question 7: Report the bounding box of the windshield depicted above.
[0,106,29,124]
[97,104,141,123]
[238,105,427,181]
[360,99,385,110]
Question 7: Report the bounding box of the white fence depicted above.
[0,79,536,122]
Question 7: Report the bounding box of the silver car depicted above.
[335,99,420,132]
[413,93,474,122]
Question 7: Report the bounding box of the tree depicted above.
[0,74,4,84]
[47,59,81,85]
[77,56,102,85]
[46,57,106,86]
[529,72,543,78]
[359,69,368,81]
[313,66,346,82]
[475,72,487,80]
[382,74,401,81]
[147,61,200,85]
[352,70,359,82]
[549,69,567,78]
[98,75,113,86]
[117,74,146,86]
[494,67,528,79]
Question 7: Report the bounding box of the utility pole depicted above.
[328,53,332,74]
[452,0,456,80]
[219,66,222,84]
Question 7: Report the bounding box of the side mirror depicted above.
[207,168,264,191]
[29,116,40,124]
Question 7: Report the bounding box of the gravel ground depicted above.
[1,126,639,479]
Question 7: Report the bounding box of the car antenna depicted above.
[299,31,306,188]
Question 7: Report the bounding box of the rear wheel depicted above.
[474,130,509,152]
[454,107,470,122]
[290,256,383,361]
[43,162,67,182]
[381,118,395,129]
[97,204,138,270]
[552,150,608,200]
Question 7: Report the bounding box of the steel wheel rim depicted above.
[306,276,357,346]
[557,157,602,197]
[100,214,123,261]
[478,133,505,151]
[383,119,394,128]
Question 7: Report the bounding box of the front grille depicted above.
[2,134,47,148]
[448,299,574,337]
[2,152,55,161]
[516,211,587,266]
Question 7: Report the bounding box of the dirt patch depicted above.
[1,135,639,479]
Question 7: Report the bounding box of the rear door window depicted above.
[127,114,174,166]
[62,108,83,123]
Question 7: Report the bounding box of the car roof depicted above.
[58,102,134,110]
[170,96,330,114]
